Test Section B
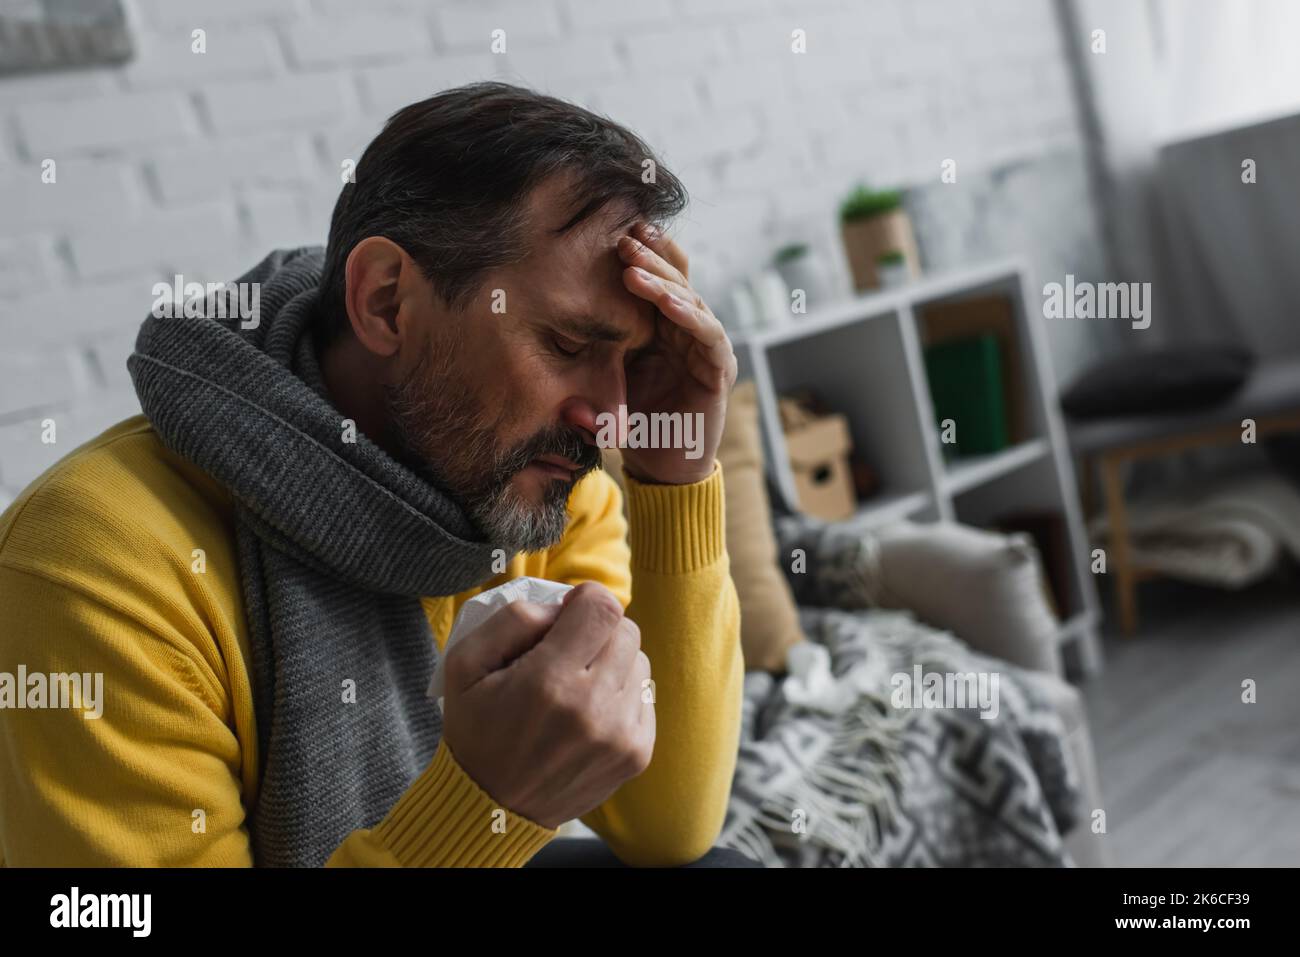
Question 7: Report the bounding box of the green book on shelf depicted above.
[923,333,1008,456]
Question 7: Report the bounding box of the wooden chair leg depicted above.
[1100,453,1138,635]
[1079,453,1096,518]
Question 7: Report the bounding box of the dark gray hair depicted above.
[318,81,688,341]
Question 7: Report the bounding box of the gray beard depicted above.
[381,345,592,554]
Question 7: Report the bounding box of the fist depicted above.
[440,582,655,830]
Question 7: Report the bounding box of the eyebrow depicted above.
[549,312,658,360]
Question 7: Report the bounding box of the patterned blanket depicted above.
[716,516,1083,868]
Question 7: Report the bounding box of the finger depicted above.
[538,581,624,668]
[446,600,560,693]
[625,267,733,371]
[588,616,641,690]
[634,221,689,279]
[617,234,686,287]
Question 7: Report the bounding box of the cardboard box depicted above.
[785,413,857,520]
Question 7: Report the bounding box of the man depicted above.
[0,83,749,868]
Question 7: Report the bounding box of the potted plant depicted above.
[839,184,921,291]
[772,242,832,314]
[876,249,910,289]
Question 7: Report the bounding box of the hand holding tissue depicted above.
[430,578,656,831]
[428,576,573,705]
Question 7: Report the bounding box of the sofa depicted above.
[589,380,1107,866]
[825,517,1108,868]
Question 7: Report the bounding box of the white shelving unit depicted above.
[733,258,1103,676]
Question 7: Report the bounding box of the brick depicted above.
[148,135,315,204]
[560,0,675,31]
[676,191,771,249]
[0,159,141,237]
[0,237,54,297]
[657,110,763,166]
[284,16,431,67]
[134,0,306,27]
[122,27,283,88]
[0,389,142,490]
[906,0,974,32]
[703,60,794,110]
[244,191,318,249]
[66,390,146,440]
[0,351,84,419]
[317,122,385,171]
[0,277,158,348]
[203,74,354,134]
[730,20,803,60]
[622,27,730,73]
[0,415,72,488]
[974,63,1041,107]
[303,185,346,243]
[85,326,147,392]
[358,56,498,116]
[434,2,562,50]
[308,0,432,14]
[718,141,819,194]
[503,41,620,88]
[787,50,865,94]
[592,75,700,141]
[15,92,199,154]
[677,0,776,23]
[68,206,240,280]
[0,70,117,109]
[872,39,954,82]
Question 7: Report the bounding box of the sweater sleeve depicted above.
[542,463,744,866]
[0,561,556,867]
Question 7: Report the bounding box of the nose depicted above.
[560,358,626,445]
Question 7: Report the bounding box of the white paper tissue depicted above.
[427,576,574,705]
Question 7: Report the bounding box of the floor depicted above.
[1080,573,1300,866]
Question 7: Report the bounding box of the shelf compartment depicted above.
[761,311,934,514]
[844,488,934,529]
[943,438,1050,495]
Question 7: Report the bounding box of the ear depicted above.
[342,237,422,358]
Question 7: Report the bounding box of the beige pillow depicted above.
[871,520,1062,675]
[601,381,805,673]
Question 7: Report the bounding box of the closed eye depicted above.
[551,335,585,358]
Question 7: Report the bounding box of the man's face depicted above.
[383,179,658,553]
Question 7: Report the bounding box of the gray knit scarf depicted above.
[128,246,500,867]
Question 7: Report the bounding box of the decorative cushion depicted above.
[601,380,806,673]
[871,520,1062,675]
[1061,345,1253,419]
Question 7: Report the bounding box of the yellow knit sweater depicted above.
[0,416,742,867]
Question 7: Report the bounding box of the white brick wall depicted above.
[0,0,1093,497]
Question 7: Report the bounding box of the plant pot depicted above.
[749,268,790,328]
[774,251,833,313]
[878,260,910,289]
[840,208,921,292]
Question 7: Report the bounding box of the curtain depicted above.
[1070,0,1300,355]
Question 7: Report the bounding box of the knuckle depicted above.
[537,668,577,710]
[499,600,541,630]
[576,583,623,627]
[576,704,612,746]
[619,617,641,650]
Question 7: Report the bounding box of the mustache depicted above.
[490,425,602,485]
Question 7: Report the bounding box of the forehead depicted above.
[509,176,656,341]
